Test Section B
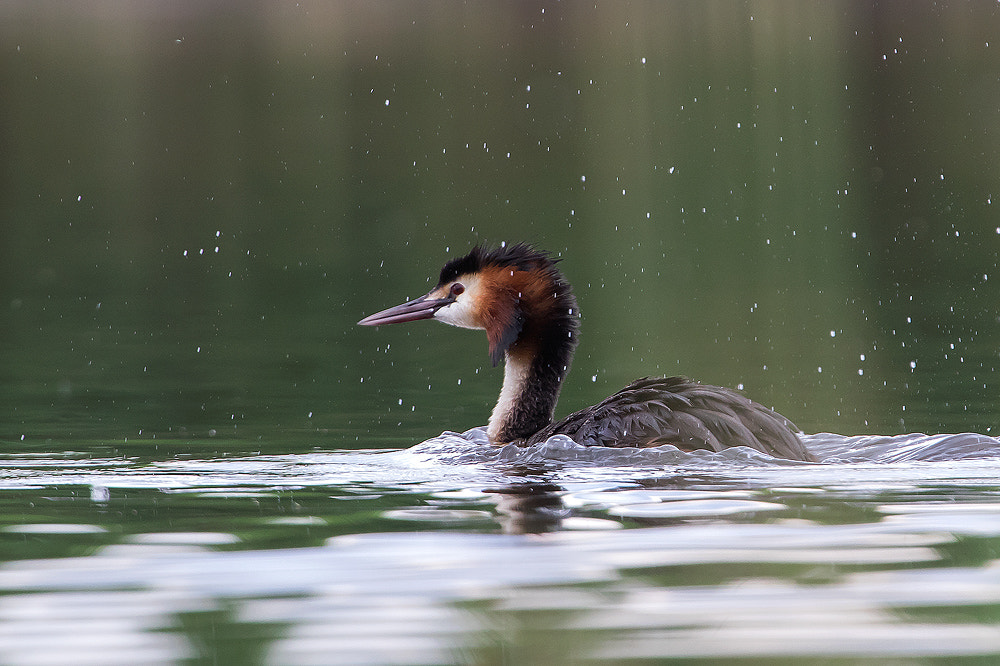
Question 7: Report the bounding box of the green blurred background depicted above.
[2,1,999,450]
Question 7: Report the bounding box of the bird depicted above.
[358,243,816,462]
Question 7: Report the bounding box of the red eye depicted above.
[450,283,465,296]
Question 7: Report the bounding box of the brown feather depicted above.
[524,376,815,461]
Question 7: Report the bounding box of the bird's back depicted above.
[525,376,815,462]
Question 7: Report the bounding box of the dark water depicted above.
[2,2,1000,664]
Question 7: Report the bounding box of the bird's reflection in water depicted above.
[483,483,568,534]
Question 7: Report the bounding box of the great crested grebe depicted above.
[359,243,816,462]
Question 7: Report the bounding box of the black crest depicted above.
[436,243,558,287]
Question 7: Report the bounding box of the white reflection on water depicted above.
[0,590,201,666]
[0,429,998,492]
[0,518,997,664]
[0,429,997,664]
[581,569,1000,660]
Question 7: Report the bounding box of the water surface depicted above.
[1,431,999,664]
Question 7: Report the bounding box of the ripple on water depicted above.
[2,524,108,535]
[0,428,996,494]
[608,498,787,518]
[0,500,996,664]
[382,508,494,523]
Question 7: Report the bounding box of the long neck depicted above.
[487,299,579,444]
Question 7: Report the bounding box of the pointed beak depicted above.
[357,292,456,326]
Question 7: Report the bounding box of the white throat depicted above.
[487,352,531,443]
